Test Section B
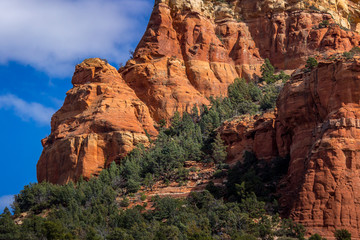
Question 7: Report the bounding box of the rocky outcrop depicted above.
[37,0,360,236]
[219,112,279,165]
[121,0,360,121]
[220,58,360,238]
[37,59,157,184]
[278,58,360,238]
[38,0,360,183]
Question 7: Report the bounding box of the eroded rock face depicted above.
[37,59,157,184]
[37,0,360,236]
[278,59,360,238]
[121,0,360,121]
[220,59,360,238]
[219,112,279,165]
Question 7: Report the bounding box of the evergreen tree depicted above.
[211,134,227,163]
[6,74,293,240]
[261,59,289,83]
[305,57,318,70]
[0,208,19,240]
[261,59,276,83]
[169,111,182,135]
[309,233,327,240]
[107,228,134,240]
[334,229,351,240]
[143,173,154,190]
[260,85,280,111]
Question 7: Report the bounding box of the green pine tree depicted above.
[261,59,276,83]
[211,134,227,163]
[0,207,19,240]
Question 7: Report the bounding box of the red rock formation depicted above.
[121,0,360,121]
[37,58,157,184]
[36,0,360,236]
[220,58,360,238]
[278,58,360,238]
[219,112,278,165]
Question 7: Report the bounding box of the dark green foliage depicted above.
[152,197,182,220]
[213,169,227,179]
[318,20,329,28]
[120,197,130,207]
[7,76,290,240]
[309,233,327,240]
[305,57,318,71]
[226,152,290,203]
[211,133,227,163]
[40,220,75,240]
[233,233,257,240]
[205,181,225,199]
[278,70,291,82]
[140,193,147,201]
[228,78,262,103]
[351,46,360,54]
[9,163,300,240]
[343,46,360,60]
[107,228,134,240]
[261,59,290,84]
[0,208,19,240]
[343,51,355,59]
[154,225,181,240]
[158,119,167,128]
[143,173,154,190]
[197,77,280,143]
[334,229,351,240]
[261,59,276,83]
[227,78,261,115]
[260,84,281,111]
[198,77,281,139]
[277,219,306,240]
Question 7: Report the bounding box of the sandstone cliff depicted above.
[121,0,360,120]
[219,58,360,238]
[279,58,360,238]
[37,59,157,184]
[37,0,360,237]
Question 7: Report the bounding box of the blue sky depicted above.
[0,0,153,212]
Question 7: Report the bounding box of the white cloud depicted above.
[0,0,151,76]
[0,195,14,212]
[0,94,55,125]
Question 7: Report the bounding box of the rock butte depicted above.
[37,59,157,184]
[37,0,360,238]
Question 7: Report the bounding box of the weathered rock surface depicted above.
[37,0,360,236]
[39,0,360,180]
[121,0,360,121]
[219,112,279,165]
[220,58,360,238]
[37,59,157,184]
[278,58,360,238]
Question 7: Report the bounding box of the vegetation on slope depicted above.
[0,60,295,240]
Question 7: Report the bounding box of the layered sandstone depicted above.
[219,112,279,165]
[38,1,360,186]
[37,59,157,184]
[37,1,360,235]
[278,58,360,238]
[121,0,360,121]
[220,58,360,238]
